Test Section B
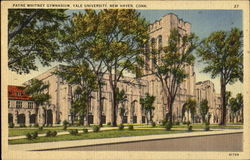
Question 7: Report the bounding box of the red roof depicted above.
[8,85,31,100]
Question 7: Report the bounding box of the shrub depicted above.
[128,125,134,130]
[204,125,210,131]
[34,123,39,128]
[182,121,187,125]
[151,122,156,127]
[63,120,69,126]
[9,122,14,128]
[107,122,111,126]
[165,123,172,131]
[26,133,32,140]
[161,120,167,126]
[187,121,191,126]
[51,131,57,137]
[20,123,26,128]
[39,126,43,130]
[175,121,180,125]
[63,125,67,130]
[92,125,100,132]
[69,129,78,135]
[188,125,193,132]
[83,128,88,133]
[46,130,52,137]
[118,124,124,130]
[32,131,38,139]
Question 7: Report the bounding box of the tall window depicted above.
[28,102,33,109]
[8,101,10,108]
[16,101,22,109]
[158,35,162,49]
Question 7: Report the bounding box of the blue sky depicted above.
[9,9,243,96]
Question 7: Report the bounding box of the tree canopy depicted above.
[140,93,156,124]
[8,9,68,74]
[24,79,50,106]
[196,28,243,125]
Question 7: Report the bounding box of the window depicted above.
[16,101,22,109]
[158,35,162,49]
[8,101,10,108]
[28,102,33,109]
[16,92,21,96]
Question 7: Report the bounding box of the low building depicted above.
[8,85,36,126]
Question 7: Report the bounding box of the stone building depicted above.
[8,13,226,126]
[195,80,221,123]
[8,85,36,126]
[142,13,196,123]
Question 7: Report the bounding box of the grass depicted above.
[9,127,90,137]
[9,129,193,145]
[9,123,242,137]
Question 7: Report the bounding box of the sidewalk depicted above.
[8,129,243,151]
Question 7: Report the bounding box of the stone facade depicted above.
[195,80,221,123]
[8,85,36,126]
[8,13,235,126]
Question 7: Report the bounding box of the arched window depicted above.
[151,38,156,49]
[158,35,162,49]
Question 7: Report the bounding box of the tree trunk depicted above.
[84,98,90,126]
[98,83,103,126]
[111,86,118,127]
[167,98,174,125]
[220,76,227,125]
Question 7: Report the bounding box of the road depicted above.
[55,133,242,151]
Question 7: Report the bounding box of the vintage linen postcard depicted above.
[1,0,250,159]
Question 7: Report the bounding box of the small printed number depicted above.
[234,4,239,8]
[229,153,239,156]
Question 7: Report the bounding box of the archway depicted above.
[8,113,13,124]
[30,114,36,124]
[101,115,106,124]
[46,109,53,125]
[17,114,25,124]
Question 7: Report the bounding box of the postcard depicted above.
[1,0,250,159]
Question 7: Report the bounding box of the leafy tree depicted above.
[196,28,243,125]
[24,79,51,124]
[140,93,156,124]
[147,29,198,124]
[8,9,68,74]
[54,63,98,126]
[59,10,108,126]
[182,98,196,123]
[116,89,128,124]
[92,9,148,126]
[199,99,209,123]
[229,93,243,122]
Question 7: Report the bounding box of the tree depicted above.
[94,9,148,126]
[196,28,243,125]
[229,93,243,122]
[59,10,108,126]
[54,63,98,126]
[140,93,156,124]
[8,9,68,74]
[24,79,51,124]
[148,29,198,125]
[199,99,209,123]
[182,98,197,123]
[116,89,128,124]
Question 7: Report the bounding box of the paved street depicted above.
[56,133,242,152]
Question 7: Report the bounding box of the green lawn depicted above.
[9,129,194,145]
[9,123,242,137]
[9,127,90,137]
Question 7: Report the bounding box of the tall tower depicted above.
[142,13,196,123]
